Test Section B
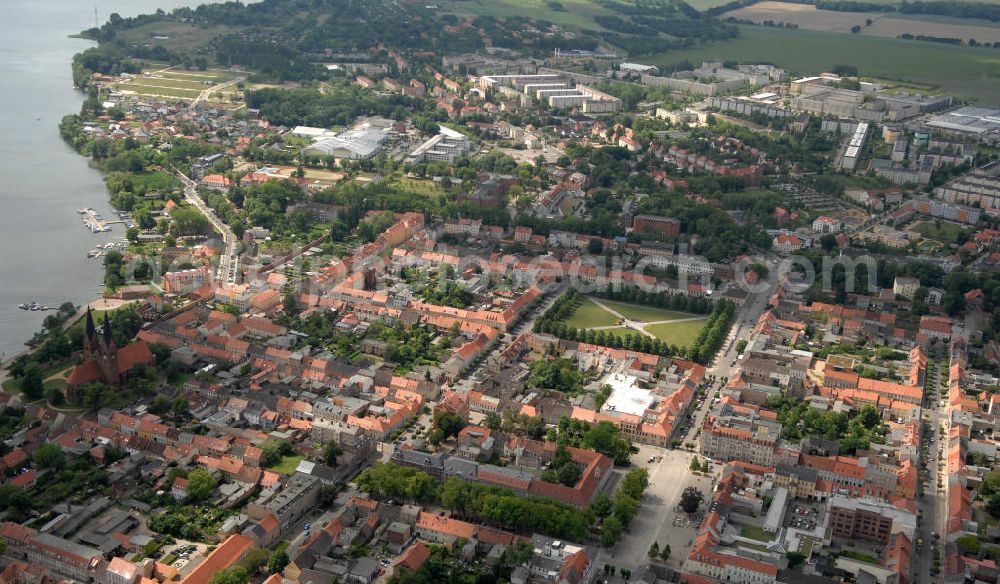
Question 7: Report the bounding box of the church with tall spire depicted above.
[66,308,155,403]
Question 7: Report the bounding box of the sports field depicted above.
[558,296,709,346]
[643,25,1000,105]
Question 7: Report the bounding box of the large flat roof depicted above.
[599,373,654,417]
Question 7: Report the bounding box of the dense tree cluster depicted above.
[367,321,455,375]
[765,395,886,453]
[356,463,440,502]
[246,84,437,129]
[549,417,636,466]
[439,478,593,541]
[71,45,142,87]
[487,411,547,440]
[540,445,584,486]
[527,358,586,394]
[429,412,467,446]
[358,463,594,540]
[419,275,473,309]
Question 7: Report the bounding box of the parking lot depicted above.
[161,541,209,575]
[787,502,822,532]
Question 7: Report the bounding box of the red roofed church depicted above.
[66,309,155,403]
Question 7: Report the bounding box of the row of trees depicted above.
[439,477,593,541]
[356,463,594,541]
[598,285,714,315]
[592,467,649,548]
[687,300,736,364]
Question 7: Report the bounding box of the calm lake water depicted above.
[0,0,224,359]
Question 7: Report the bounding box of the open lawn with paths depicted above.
[561,296,621,329]
[558,296,709,346]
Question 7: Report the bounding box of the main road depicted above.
[677,260,781,446]
[174,168,239,284]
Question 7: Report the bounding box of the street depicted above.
[678,261,779,446]
[915,381,946,584]
[174,168,240,284]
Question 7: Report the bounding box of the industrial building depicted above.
[641,60,784,96]
[925,106,1000,145]
[405,126,473,164]
[300,118,394,159]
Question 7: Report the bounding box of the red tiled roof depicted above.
[178,534,254,584]
[394,542,432,574]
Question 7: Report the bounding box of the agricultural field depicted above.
[685,0,746,10]
[642,25,1000,104]
[439,0,615,30]
[116,21,247,55]
[112,67,245,108]
[720,1,1000,43]
[557,296,709,346]
[117,82,201,100]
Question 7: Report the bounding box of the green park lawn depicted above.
[562,297,621,328]
[599,299,696,323]
[269,455,306,475]
[740,526,771,542]
[396,176,447,199]
[912,221,972,244]
[557,296,709,347]
[646,319,708,348]
[130,171,181,194]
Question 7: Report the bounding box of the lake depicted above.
[0,0,223,359]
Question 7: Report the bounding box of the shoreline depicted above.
[0,298,138,378]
